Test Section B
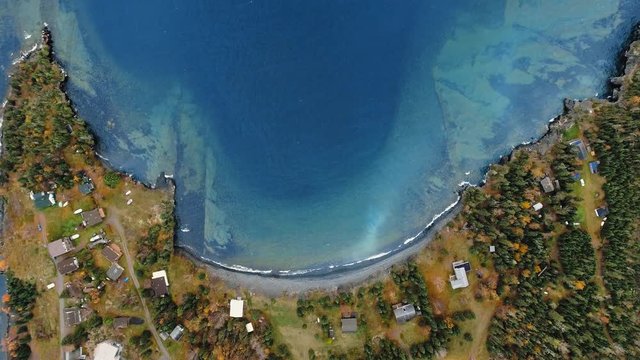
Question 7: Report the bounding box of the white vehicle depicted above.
[89,235,102,242]
[70,234,80,240]
[127,199,133,205]
[580,179,585,187]
[125,190,132,196]
[46,283,55,290]
[73,208,83,214]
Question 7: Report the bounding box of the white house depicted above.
[449,260,471,290]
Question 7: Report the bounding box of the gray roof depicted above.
[64,308,83,327]
[57,257,79,275]
[106,263,124,281]
[540,177,555,193]
[101,246,122,262]
[170,325,184,340]
[341,317,357,333]
[32,191,55,209]
[393,303,416,323]
[78,178,94,195]
[48,237,74,258]
[81,208,104,228]
[113,317,130,329]
[151,277,169,297]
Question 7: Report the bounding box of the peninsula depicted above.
[0,26,638,360]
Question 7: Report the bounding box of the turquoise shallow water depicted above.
[0,1,638,274]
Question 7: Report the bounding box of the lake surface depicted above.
[0,0,638,274]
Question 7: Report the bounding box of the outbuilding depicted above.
[230,298,244,318]
[540,177,555,193]
[341,317,357,333]
[106,263,124,281]
[393,303,416,324]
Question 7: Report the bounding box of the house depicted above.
[101,245,122,262]
[449,260,471,289]
[63,347,86,360]
[30,191,56,209]
[151,270,169,297]
[106,263,124,281]
[78,176,95,195]
[47,237,74,258]
[589,161,600,174]
[341,317,357,333]
[170,324,185,341]
[595,207,609,218]
[393,303,416,323]
[113,317,130,329]
[230,298,244,318]
[246,322,254,333]
[540,177,555,193]
[533,202,544,211]
[81,208,105,227]
[569,139,588,160]
[64,307,84,327]
[57,257,80,275]
[93,341,122,360]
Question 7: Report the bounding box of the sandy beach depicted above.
[178,201,463,297]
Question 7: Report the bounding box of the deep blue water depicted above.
[0,1,639,273]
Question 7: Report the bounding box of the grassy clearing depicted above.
[563,123,580,140]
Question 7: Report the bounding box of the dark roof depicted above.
[101,246,122,262]
[32,191,55,209]
[454,261,471,272]
[596,207,609,218]
[81,208,104,228]
[106,263,124,281]
[589,161,600,174]
[57,257,79,275]
[113,317,130,329]
[572,172,582,180]
[393,303,416,323]
[540,177,555,193]
[569,139,588,160]
[78,178,94,195]
[151,277,169,297]
[63,308,83,327]
[341,317,357,333]
[47,237,74,258]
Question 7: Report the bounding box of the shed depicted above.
[489,245,496,253]
[595,207,609,218]
[589,161,600,174]
[81,208,105,228]
[57,257,79,275]
[64,307,84,327]
[246,322,254,333]
[533,202,544,211]
[113,317,130,329]
[101,245,122,262]
[393,303,416,323]
[78,176,94,195]
[47,237,74,258]
[341,317,357,333]
[540,177,555,193]
[230,299,244,318]
[170,324,184,341]
[106,263,124,281]
[30,191,56,209]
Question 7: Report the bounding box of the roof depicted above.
[572,172,582,180]
[93,341,121,360]
[450,266,469,289]
[101,246,122,262]
[230,299,244,318]
[78,178,94,195]
[489,245,496,253]
[106,263,124,281]
[589,161,600,174]
[246,323,254,333]
[81,208,104,228]
[151,277,169,297]
[540,177,555,193]
[170,325,184,340]
[48,237,74,258]
[113,317,129,329]
[151,270,169,286]
[64,308,83,327]
[533,202,544,211]
[31,191,56,209]
[341,317,357,333]
[393,303,416,323]
[569,139,588,160]
[453,260,471,272]
[63,347,86,360]
[57,257,79,275]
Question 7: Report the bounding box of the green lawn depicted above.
[563,124,580,140]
